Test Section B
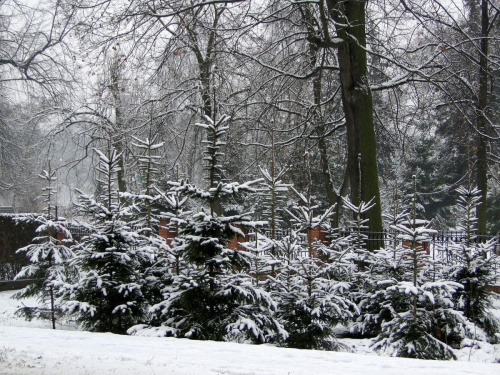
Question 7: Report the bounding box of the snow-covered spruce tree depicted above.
[135,180,195,329]
[349,186,412,338]
[130,116,285,343]
[13,166,74,329]
[445,186,500,340]
[123,135,172,321]
[58,148,153,334]
[332,195,384,339]
[371,177,467,360]
[272,246,356,350]
[251,164,292,278]
[270,179,354,351]
[258,159,291,241]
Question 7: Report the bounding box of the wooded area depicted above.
[1,0,499,234]
[2,0,500,359]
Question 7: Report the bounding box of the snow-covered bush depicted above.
[56,148,153,334]
[129,116,285,343]
[370,179,469,359]
[443,186,500,340]
[13,167,74,328]
[270,189,355,350]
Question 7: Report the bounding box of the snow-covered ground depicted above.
[1,291,499,375]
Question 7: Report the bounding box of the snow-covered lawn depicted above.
[1,290,499,375]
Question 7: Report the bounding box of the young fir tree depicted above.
[125,134,172,321]
[333,190,386,340]
[371,176,467,360]
[444,186,500,340]
[129,133,164,232]
[273,253,355,350]
[132,180,195,331]
[58,148,152,334]
[271,165,354,351]
[130,115,285,343]
[350,182,412,338]
[338,154,379,309]
[236,129,292,288]
[271,233,356,351]
[341,196,384,338]
[13,166,74,329]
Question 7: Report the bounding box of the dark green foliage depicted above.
[373,310,456,360]
[351,284,399,338]
[166,282,230,341]
[148,210,282,343]
[63,218,150,334]
[280,298,337,350]
[182,212,235,267]
[161,270,281,343]
[444,186,500,340]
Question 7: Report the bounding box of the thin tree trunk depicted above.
[187,7,224,216]
[304,5,347,229]
[476,0,489,238]
[109,58,127,195]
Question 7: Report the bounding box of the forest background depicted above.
[1,0,500,236]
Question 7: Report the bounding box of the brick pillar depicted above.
[307,226,328,259]
[228,225,248,251]
[159,219,177,245]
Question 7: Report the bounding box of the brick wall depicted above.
[489,285,500,294]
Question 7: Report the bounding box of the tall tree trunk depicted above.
[327,0,383,249]
[303,4,347,229]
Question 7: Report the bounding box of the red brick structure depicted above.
[490,285,500,294]
[402,240,430,254]
[159,219,177,245]
[227,225,248,251]
[306,226,329,260]
[159,219,249,251]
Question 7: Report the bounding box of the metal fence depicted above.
[65,223,499,260]
[253,228,500,259]
[65,224,91,243]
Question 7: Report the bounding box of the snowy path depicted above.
[1,324,499,375]
[0,290,499,375]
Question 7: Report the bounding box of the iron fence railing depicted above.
[64,223,500,261]
[250,229,500,260]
